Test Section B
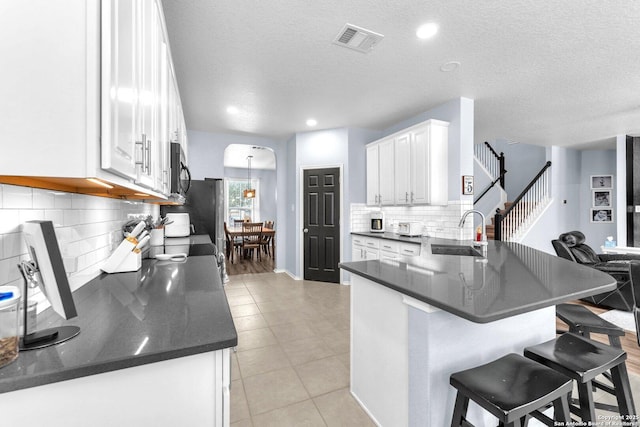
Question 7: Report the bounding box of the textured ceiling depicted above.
[162,0,640,151]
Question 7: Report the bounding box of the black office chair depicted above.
[552,231,640,312]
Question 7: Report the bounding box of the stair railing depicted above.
[474,171,507,204]
[494,161,552,241]
[474,141,506,189]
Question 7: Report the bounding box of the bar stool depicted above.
[449,353,572,427]
[524,332,636,423]
[556,303,624,348]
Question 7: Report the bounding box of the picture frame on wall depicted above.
[592,190,612,207]
[591,208,613,223]
[590,175,613,189]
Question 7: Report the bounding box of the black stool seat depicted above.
[450,353,572,426]
[524,332,636,422]
[556,303,624,347]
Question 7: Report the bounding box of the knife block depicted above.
[102,238,142,273]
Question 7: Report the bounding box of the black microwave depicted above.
[170,142,191,196]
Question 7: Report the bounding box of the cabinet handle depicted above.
[145,138,151,174]
[163,170,168,186]
[405,192,408,202]
[135,134,146,169]
[410,192,414,203]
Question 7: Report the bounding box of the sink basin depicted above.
[430,244,483,257]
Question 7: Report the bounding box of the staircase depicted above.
[475,142,552,242]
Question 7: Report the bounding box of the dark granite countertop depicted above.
[0,251,237,394]
[340,238,617,323]
[351,231,422,245]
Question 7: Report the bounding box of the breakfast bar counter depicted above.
[340,238,617,426]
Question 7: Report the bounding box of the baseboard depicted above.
[283,270,302,280]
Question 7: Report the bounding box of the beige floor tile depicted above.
[228,294,257,307]
[230,379,250,423]
[231,419,253,427]
[261,309,306,326]
[243,367,310,415]
[281,336,335,366]
[251,400,326,427]
[231,303,261,318]
[231,352,241,381]
[237,344,291,378]
[271,321,317,343]
[225,286,251,297]
[307,318,339,336]
[295,356,350,397]
[237,327,279,351]
[335,352,350,372]
[320,330,351,354]
[257,299,306,314]
[233,313,268,332]
[313,388,376,427]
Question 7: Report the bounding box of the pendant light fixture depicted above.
[243,155,256,199]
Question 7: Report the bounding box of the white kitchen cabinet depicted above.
[411,120,449,206]
[2,349,231,427]
[367,119,449,206]
[352,236,420,262]
[366,139,395,205]
[0,0,183,199]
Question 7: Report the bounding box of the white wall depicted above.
[579,149,617,247]
[0,184,157,310]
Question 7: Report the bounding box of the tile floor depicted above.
[226,272,375,427]
[226,272,640,426]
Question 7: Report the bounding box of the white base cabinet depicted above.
[352,235,420,262]
[1,349,231,426]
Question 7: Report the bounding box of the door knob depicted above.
[303,228,309,233]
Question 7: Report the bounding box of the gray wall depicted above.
[579,150,617,248]
[490,139,547,200]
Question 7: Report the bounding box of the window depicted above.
[225,178,260,224]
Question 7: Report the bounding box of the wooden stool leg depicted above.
[553,394,571,423]
[610,363,637,417]
[577,381,596,422]
[450,392,469,427]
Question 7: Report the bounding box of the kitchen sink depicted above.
[430,244,483,257]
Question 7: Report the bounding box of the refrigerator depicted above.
[160,178,225,255]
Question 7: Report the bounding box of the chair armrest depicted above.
[599,253,640,262]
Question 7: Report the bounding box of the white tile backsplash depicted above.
[0,184,159,297]
[350,201,474,240]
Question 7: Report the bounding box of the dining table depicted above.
[226,226,275,263]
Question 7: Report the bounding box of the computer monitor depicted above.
[20,220,80,350]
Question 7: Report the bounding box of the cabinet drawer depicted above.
[363,237,380,249]
[399,243,421,257]
[352,236,366,246]
[379,240,400,253]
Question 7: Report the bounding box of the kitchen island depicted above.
[340,238,617,427]
[0,244,236,426]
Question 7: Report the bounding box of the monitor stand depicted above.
[17,262,80,351]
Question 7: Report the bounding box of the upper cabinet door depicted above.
[366,144,379,205]
[101,0,139,181]
[378,139,395,205]
[394,133,411,205]
[410,126,429,205]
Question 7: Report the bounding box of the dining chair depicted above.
[261,221,274,257]
[224,222,242,263]
[241,222,263,261]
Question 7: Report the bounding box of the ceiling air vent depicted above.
[333,23,384,53]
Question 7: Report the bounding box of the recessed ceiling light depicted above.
[440,61,460,72]
[306,119,317,127]
[226,106,239,115]
[416,23,438,40]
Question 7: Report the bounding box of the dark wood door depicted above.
[303,168,340,283]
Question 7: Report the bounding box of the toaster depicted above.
[397,221,424,237]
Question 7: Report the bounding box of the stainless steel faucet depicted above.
[458,210,488,252]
